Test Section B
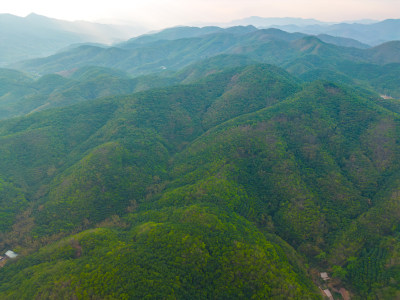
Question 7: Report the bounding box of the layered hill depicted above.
[271,18,400,46]
[0,66,181,120]
[0,64,321,298]
[0,13,143,65]
[10,26,368,76]
[10,24,400,99]
[0,62,399,298]
[0,54,284,120]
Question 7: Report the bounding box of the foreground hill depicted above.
[0,63,399,298]
[0,65,321,298]
[0,206,320,299]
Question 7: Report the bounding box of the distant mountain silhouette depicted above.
[0,13,146,65]
[267,19,400,46]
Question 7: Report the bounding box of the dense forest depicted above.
[0,23,399,299]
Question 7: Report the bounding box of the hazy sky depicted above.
[1,0,399,28]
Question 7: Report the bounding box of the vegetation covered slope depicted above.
[0,64,299,236]
[0,56,259,120]
[0,66,180,120]
[0,62,399,298]
[0,206,320,299]
[0,64,323,298]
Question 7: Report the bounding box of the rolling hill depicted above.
[10,25,400,100]
[0,64,322,298]
[0,61,399,298]
[0,66,180,120]
[9,26,370,76]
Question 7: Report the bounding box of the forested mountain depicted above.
[0,62,399,298]
[0,20,400,299]
[0,65,321,298]
[10,27,365,76]
[0,66,180,120]
[10,25,400,100]
[10,27,302,75]
[116,25,258,47]
[316,34,370,49]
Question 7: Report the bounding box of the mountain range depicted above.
[8,25,400,100]
[2,13,400,66]
[196,16,400,46]
[0,13,146,66]
[0,15,400,299]
[269,19,400,46]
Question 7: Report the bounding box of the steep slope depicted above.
[174,54,257,83]
[0,65,399,298]
[0,64,300,235]
[316,34,370,49]
[0,56,298,121]
[0,206,320,299]
[0,66,180,120]
[0,65,322,298]
[0,69,37,119]
[289,58,400,98]
[365,41,400,65]
[164,81,386,244]
[162,81,400,298]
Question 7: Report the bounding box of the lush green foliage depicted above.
[0,57,400,298]
[0,66,180,120]
[0,206,320,299]
[0,178,27,232]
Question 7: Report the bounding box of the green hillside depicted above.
[0,205,320,299]
[0,64,323,298]
[0,57,292,121]
[0,57,400,297]
[0,64,299,233]
[152,80,400,298]
[0,66,180,120]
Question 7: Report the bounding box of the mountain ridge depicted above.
[0,15,400,298]
[0,13,146,65]
[0,66,398,298]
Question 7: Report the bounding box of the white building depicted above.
[320,272,330,281]
[5,250,18,259]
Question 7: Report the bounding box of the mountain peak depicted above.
[25,13,47,19]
